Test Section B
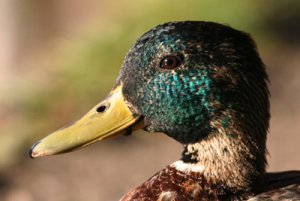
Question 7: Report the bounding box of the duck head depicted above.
[30,22,269,187]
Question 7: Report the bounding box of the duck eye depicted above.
[159,55,182,70]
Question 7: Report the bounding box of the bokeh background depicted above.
[0,0,299,200]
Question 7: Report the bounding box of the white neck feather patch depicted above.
[171,160,205,173]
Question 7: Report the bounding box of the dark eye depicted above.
[159,55,182,70]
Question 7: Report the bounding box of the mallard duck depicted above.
[30,21,300,200]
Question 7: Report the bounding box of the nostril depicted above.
[96,105,107,113]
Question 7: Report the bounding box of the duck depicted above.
[30,21,300,200]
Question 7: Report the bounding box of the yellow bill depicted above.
[30,84,143,158]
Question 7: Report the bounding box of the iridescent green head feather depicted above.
[119,21,269,145]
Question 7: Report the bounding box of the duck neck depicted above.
[180,120,267,195]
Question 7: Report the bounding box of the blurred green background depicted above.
[0,0,299,200]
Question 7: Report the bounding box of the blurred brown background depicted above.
[0,0,299,200]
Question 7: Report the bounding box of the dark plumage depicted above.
[121,167,300,201]
[30,21,300,200]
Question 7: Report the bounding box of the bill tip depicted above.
[29,141,41,159]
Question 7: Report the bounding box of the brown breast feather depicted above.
[120,165,222,201]
[120,167,300,201]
